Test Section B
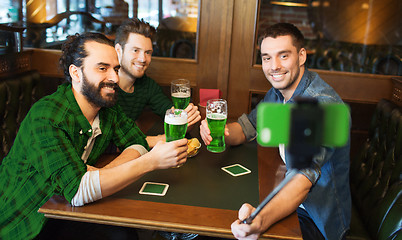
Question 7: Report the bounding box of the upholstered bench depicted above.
[348,99,401,240]
[0,70,61,161]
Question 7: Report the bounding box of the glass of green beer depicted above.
[206,99,227,153]
[164,108,188,142]
[171,79,191,109]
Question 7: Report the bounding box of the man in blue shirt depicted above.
[200,23,351,240]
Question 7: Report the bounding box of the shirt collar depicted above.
[62,83,93,136]
[91,114,102,137]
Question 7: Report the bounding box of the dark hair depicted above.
[59,32,114,83]
[114,18,156,48]
[260,23,305,51]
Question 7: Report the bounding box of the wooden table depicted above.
[39,124,301,239]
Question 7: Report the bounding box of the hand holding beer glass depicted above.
[171,79,191,109]
[171,79,201,128]
[164,108,188,167]
[206,99,227,153]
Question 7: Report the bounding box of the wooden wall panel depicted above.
[315,70,394,103]
[30,48,62,77]
[146,57,197,86]
[227,0,258,118]
[196,0,234,98]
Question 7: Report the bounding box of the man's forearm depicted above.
[257,173,311,232]
[102,148,142,168]
[98,152,156,197]
[73,148,145,206]
[226,122,247,146]
[146,135,165,148]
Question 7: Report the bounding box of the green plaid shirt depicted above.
[0,83,148,240]
[117,74,173,121]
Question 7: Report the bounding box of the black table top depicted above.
[112,121,260,210]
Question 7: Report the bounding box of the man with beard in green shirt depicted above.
[0,32,188,240]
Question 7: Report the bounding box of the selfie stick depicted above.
[242,97,324,225]
[241,168,298,224]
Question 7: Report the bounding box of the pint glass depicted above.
[206,99,227,153]
[164,108,188,142]
[171,79,191,109]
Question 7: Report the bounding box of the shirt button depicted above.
[79,130,83,134]
[88,129,92,133]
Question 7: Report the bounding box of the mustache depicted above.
[99,82,118,90]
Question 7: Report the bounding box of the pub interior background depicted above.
[2,0,401,149]
[0,0,401,239]
[0,0,401,160]
[0,0,401,177]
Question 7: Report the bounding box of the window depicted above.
[255,0,402,76]
[0,0,199,59]
[0,0,21,23]
[136,0,198,59]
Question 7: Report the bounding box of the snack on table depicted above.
[187,138,201,157]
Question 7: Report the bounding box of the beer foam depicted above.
[172,92,190,98]
[207,113,227,120]
[165,115,187,125]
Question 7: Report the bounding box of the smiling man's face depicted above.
[118,33,153,80]
[260,35,306,100]
[79,41,120,107]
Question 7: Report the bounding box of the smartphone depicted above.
[256,101,350,148]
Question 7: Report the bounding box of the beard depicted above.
[81,73,118,108]
[120,57,146,80]
[269,60,301,91]
[277,68,300,91]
